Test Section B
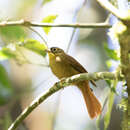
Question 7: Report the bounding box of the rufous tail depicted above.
[78,81,102,119]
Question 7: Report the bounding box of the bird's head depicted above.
[46,47,64,56]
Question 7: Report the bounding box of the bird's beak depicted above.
[45,48,51,53]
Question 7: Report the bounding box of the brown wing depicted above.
[64,54,87,73]
[63,54,97,87]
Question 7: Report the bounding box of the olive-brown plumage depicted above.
[47,47,102,118]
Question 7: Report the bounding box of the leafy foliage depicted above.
[20,39,47,57]
[104,80,117,130]
[0,47,16,60]
[0,39,47,62]
[104,91,115,130]
[96,79,117,130]
[0,64,13,105]
[104,43,120,61]
[42,0,53,5]
[42,15,58,34]
[118,98,128,111]
[0,26,26,43]
[105,80,117,93]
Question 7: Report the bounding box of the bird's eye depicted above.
[53,48,56,51]
[51,47,57,52]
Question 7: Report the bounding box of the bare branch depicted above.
[66,28,77,53]
[8,71,123,130]
[96,0,128,20]
[0,20,111,28]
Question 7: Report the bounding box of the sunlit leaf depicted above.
[42,15,58,34]
[20,39,47,57]
[118,98,128,111]
[0,26,26,43]
[121,98,128,129]
[0,64,13,105]
[104,43,120,60]
[105,80,117,93]
[42,0,52,5]
[0,48,16,61]
[106,60,113,68]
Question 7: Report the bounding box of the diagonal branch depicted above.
[0,20,111,28]
[8,71,123,130]
[96,0,128,20]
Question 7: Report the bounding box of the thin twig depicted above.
[8,71,123,130]
[105,14,112,23]
[66,28,77,53]
[0,20,111,28]
[27,27,49,48]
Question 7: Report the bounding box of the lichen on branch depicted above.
[8,71,123,130]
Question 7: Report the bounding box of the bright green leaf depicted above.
[105,80,117,94]
[118,98,128,111]
[0,64,13,105]
[42,15,58,34]
[0,48,16,61]
[104,43,120,60]
[20,39,47,57]
[42,0,52,5]
[106,60,113,68]
[0,26,26,43]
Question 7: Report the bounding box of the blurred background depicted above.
[0,0,123,130]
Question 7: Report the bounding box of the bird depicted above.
[46,47,102,118]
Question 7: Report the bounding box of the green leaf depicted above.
[20,39,47,57]
[105,80,117,94]
[104,43,120,60]
[0,26,26,43]
[42,15,58,34]
[0,48,16,61]
[106,60,113,68]
[104,91,114,130]
[96,96,108,130]
[0,64,13,105]
[42,0,52,5]
[118,98,128,111]
[104,80,117,130]
[96,80,117,130]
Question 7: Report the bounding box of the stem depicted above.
[27,27,48,47]
[66,28,77,53]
